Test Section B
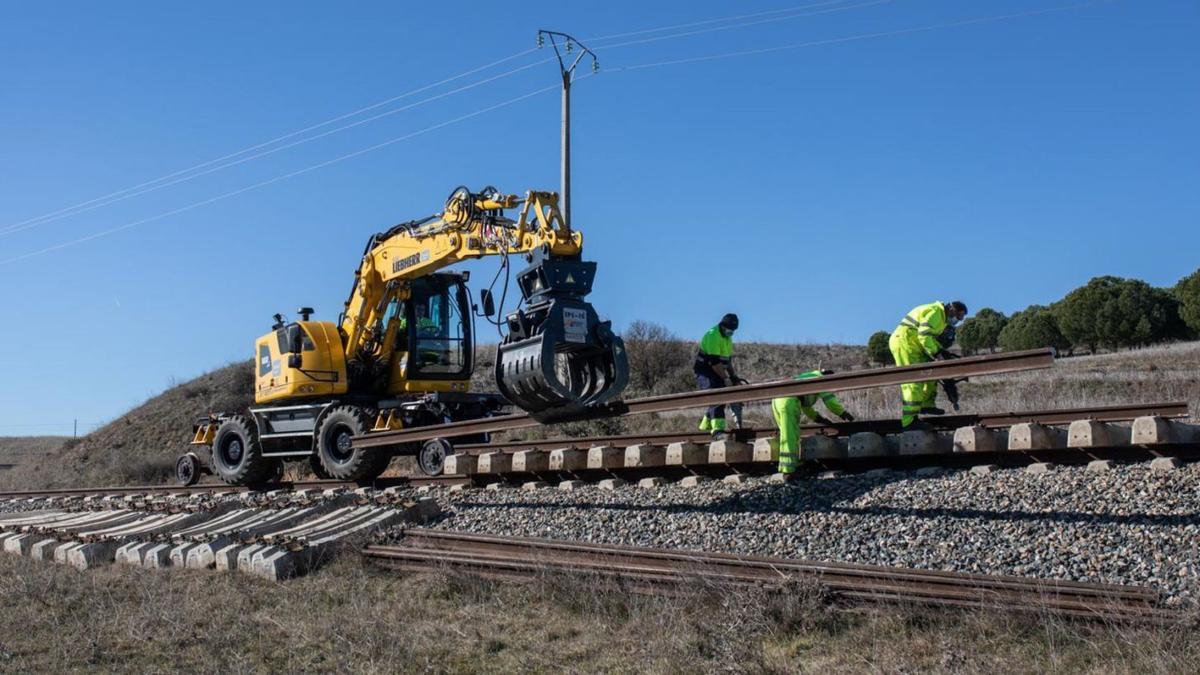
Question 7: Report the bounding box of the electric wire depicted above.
[0,84,559,266]
[596,0,893,50]
[1,1,891,238]
[0,1,1100,264]
[0,58,552,238]
[583,0,855,42]
[609,1,1109,71]
[0,47,539,235]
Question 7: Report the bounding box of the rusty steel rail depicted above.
[365,529,1177,623]
[355,348,1056,449]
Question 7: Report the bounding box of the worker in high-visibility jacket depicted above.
[889,300,968,428]
[771,370,856,475]
[694,313,741,439]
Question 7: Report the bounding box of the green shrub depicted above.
[866,331,893,365]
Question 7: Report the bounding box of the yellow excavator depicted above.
[181,186,627,485]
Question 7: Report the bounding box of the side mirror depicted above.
[287,353,303,369]
[480,289,496,317]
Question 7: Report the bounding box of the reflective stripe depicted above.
[900,316,919,328]
[919,322,933,328]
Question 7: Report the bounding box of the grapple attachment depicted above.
[495,247,628,423]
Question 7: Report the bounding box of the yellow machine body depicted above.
[249,189,579,407]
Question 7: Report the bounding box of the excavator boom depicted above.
[340,186,628,420]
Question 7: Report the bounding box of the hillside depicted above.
[0,436,69,475]
[0,363,255,490]
[3,340,1197,490]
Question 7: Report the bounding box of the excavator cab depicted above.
[495,247,628,422]
[384,273,475,393]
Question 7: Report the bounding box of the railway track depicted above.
[0,401,1191,501]
[365,529,1180,624]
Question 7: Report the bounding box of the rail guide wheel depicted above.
[175,452,202,487]
[418,438,454,476]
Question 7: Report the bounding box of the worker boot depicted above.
[920,406,946,416]
[905,420,933,432]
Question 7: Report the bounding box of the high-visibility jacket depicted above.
[793,370,846,421]
[694,325,733,370]
[892,302,948,358]
[796,369,844,417]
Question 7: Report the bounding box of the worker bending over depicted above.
[771,370,855,476]
[694,313,741,439]
[889,300,968,428]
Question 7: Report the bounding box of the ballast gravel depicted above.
[412,462,1200,605]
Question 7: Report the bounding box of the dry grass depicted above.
[0,552,1196,673]
[0,436,68,473]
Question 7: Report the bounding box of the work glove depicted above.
[838,411,855,422]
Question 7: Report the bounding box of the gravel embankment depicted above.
[412,463,1200,605]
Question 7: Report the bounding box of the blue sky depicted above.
[0,0,1197,435]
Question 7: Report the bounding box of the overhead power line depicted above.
[610,1,1109,71]
[0,84,560,266]
[0,0,888,238]
[0,47,539,236]
[583,0,857,42]
[0,58,551,238]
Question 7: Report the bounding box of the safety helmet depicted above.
[719,313,739,331]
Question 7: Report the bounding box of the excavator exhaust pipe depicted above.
[495,247,628,423]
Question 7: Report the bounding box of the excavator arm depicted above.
[339,186,627,421]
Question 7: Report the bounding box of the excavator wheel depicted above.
[211,415,275,485]
[308,454,332,480]
[315,406,391,481]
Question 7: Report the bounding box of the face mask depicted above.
[720,327,734,338]
[948,315,961,327]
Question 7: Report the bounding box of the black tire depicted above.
[268,459,286,484]
[175,453,200,486]
[315,406,391,481]
[417,438,453,476]
[309,454,332,480]
[211,415,274,485]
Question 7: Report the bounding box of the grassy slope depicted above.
[0,553,1195,673]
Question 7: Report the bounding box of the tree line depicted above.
[867,269,1200,363]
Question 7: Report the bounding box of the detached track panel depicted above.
[364,529,1179,624]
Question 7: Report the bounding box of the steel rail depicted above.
[355,348,1056,448]
[364,529,1177,622]
[455,401,1189,454]
[395,529,1156,600]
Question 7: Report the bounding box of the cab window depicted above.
[406,277,470,378]
[258,344,272,376]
